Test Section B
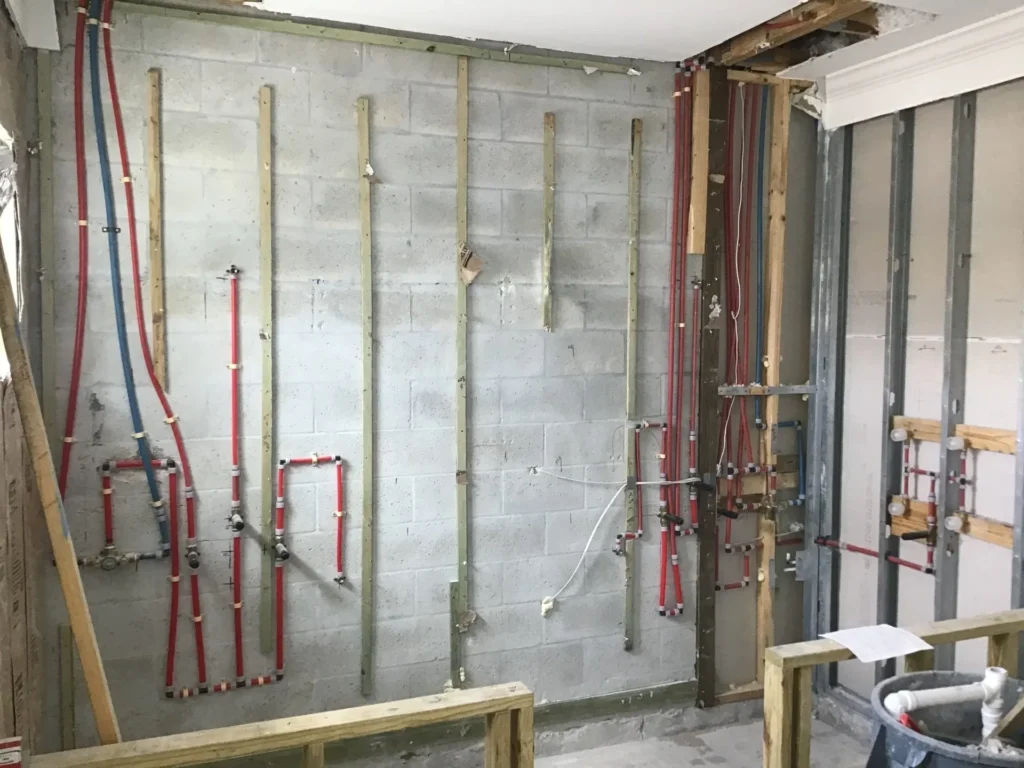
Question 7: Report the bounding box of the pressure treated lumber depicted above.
[988,632,1019,678]
[452,55,470,688]
[903,649,934,673]
[757,80,792,684]
[146,69,167,390]
[716,0,873,65]
[893,415,1016,454]
[356,96,375,697]
[258,85,275,655]
[33,683,534,768]
[0,241,120,744]
[890,496,1012,549]
[485,710,513,768]
[993,693,1024,739]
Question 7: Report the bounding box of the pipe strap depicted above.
[226,363,239,370]
[169,575,180,583]
[151,499,165,508]
[163,415,178,424]
[192,615,202,623]
[233,602,242,609]
[102,488,112,496]
[77,220,88,227]
[131,431,147,439]
[62,436,76,443]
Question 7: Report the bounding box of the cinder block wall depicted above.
[40,2,714,746]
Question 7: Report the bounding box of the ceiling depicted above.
[246,0,803,62]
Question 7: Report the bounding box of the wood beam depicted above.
[0,241,120,744]
[715,0,873,66]
[893,415,1016,455]
[890,496,1012,550]
[147,69,167,391]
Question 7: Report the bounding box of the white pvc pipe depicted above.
[884,667,1008,738]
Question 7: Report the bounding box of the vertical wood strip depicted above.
[6,385,27,741]
[59,623,75,750]
[541,113,555,331]
[356,96,375,697]
[37,50,57,462]
[693,66,722,709]
[301,743,325,768]
[452,56,470,688]
[485,710,513,768]
[623,118,642,652]
[903,649,935,673]
[512,704,535,768]
[762,658,792,768]
[0,239,120,743]
[147,69,167,390]
[989,632,1018,677]
[793,666,812,768]
[258,86,275,655]
[757,82,791,683]
[0,382,11,738]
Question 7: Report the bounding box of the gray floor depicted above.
[538,719,870,768]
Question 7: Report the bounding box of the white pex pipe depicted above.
[884,667,1008,738]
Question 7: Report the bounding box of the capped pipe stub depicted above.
[946,436,965,451]
[945,515,964,533]
[888,501,906,517]
[890,428,908,443]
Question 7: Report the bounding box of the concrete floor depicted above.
[538,719,870,768]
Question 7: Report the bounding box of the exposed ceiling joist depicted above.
[714,0,873,65]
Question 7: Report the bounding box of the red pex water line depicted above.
[665,66,683,523]
[815,537,933,574]
[634,427,644,537]
[675,72,693,515]
[688,282,700,528]
[165,464,180,696]
[737,90,758,468]
[100,0,201,574]
[59,0,91,499]
[335,458,346,583]
[226,265,245,685]
[926,474,937,568]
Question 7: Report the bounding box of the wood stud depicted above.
[147,69,167,391]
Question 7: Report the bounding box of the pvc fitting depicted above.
[274,541,290,561]
[945,515,964,533]
[229,513,245,532]
[884,667,1007,736]
[888,501,906,517]
[890,428,908,443]
[982,667,1008,738]
[186,547,200,570]
[946,436,965,451]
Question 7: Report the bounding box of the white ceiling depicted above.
[250,0,802,61]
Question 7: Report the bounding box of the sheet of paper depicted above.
[822,624,933,664]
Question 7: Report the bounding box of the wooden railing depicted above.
[763,609,1024,768]
[31,682,534,768]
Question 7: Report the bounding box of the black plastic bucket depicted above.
[868,671,1024,767]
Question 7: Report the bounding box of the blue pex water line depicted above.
[776,420,806,501]
[754,86,769,427]
[88,0,169,551]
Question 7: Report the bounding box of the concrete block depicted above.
[642,151,674,199]
[545,420,623,466]
[309,74,409,131]
[377,518,455,574]
[497,281,541,329]
[500,94,588,146]
[206,378,314,438]
[163,167,206,224]
[412,474,454,522]
[467,238,542,285]
[363,45,457,85]
[582,285,626,329]
[376,616,451,667]
[502,554,581,604]
[471,59,548,94]
[162,223,258,277]
[275,331,361,382]
[630,67,676,107]
[373,132,456,186]
[413,565,457,616]
[550,240,629,286]
[471,513,545,564]
[543,592,622,642]
[257,31,361,75]
[467,140,542,190]
[200,61,309,120]
[582,462,626,509]
[471,424,544,472]
[54,50,200,112]
[56,4,140,52]
[501,191,587,238]
[378,331,453,378]
[502,466,584,514]
[586,194,668,241]
[465,603,542,655]
[366,475,415,526]
[410,283,499,331]
[545,330,624,375]
[589,103,670,152]
[545,508,616,555]
[201,171,258,225]
[312,379,410,432]
[377,428,454,477]
[583,550,626,596]
[411,378,500,428]
[468,286,503,328]
[638,287,669,331]
[374,571,419,620]
[556,146,627,194]
[411,85,500,139]
[582,632,668,691]
[142,16,257,61]
[637,331,668,374]
[314,284,410,333]
[312,181,410,232]
[584,374,664,421]
[372,234,458,286]
[52,98,145,167]
[549,285,588,330]
[499,378,583,424]
[286,627,361,680]
[469,330,545,378]
[410,187,502,235]
[162,114,256,172]
[311,672,363,713]
[470,471,503,518]
[471,561,505,610]
[287,580,357,632]
[548,68,630,102]
[274,124,356,179]
[275,227,361,280]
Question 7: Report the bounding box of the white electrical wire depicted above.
[537,471,701,617]
[718,84,748,470]
[529,467,699,487]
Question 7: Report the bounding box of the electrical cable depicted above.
[87,0,167,550]
[754,85,769,430]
